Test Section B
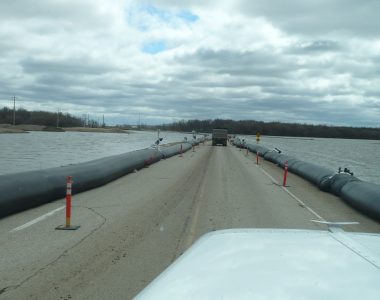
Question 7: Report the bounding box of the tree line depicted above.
[2,106,379,139]
[159,119,380,140]
[0,107,101,128]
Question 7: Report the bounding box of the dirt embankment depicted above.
[0,127,26,133]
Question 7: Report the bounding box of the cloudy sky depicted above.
[1,0,379,126]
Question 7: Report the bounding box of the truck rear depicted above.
[212,129,228,146]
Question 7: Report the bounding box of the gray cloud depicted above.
[0,0,105,26]
[176,49,294,79]
[21,57,115,75]
[151,0,380,35]
[233,0,380,37]
[287,40,342,54]
[0,0,379,126]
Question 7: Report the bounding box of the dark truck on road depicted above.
[212,129,228,146]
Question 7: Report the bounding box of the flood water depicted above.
[1,131,379,185]
[0,130,194,176]
[242,135,380,185]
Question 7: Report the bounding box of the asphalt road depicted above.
[1,143,379,299]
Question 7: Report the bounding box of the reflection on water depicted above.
[242,135,380,185]
[0,131,193,175]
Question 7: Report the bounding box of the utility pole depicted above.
[56,109,60,128]
[138,113,141,130]
[13,96,16,126]
[102,114,105,128]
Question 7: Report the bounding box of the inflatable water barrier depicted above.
[0,141,197,219]
[232,138,380,221]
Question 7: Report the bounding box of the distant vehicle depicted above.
[136,224,380,299]
[212,128,228,146]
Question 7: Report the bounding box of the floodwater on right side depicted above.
[242,135,380,185]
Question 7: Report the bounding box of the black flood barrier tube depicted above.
[0,142,191,219]
[246,143,270,156]
[288,161,335,190]
[231,139,241,147]
[341,181,380,221]
[234,139,380,221]
[328,173,361,196]
[276,155,299,169]
[160,143,192,158]
[263,151,282,164]
[260,149,334,190]
[240,142,337,189]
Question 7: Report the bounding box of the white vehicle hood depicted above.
[136,229,380,300]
